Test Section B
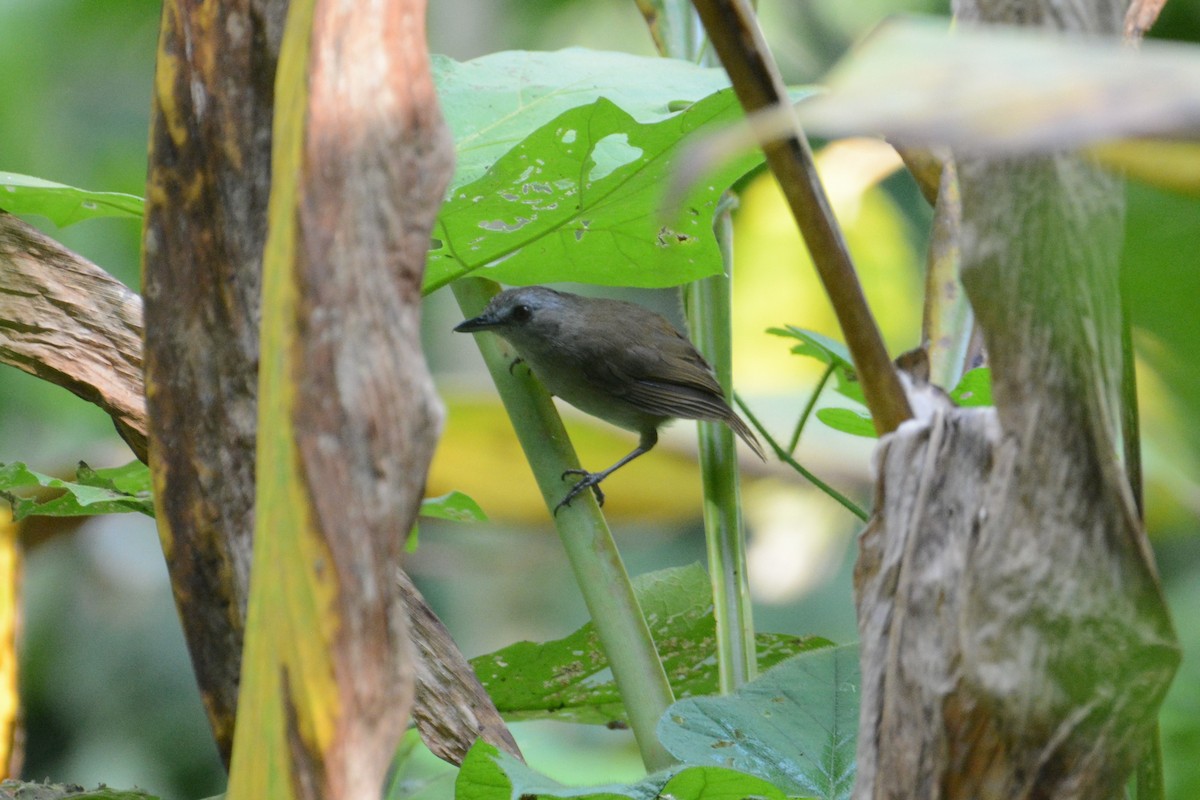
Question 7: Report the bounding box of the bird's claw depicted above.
[555,469,605,514]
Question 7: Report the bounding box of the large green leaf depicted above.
[657,644,860,800]
[470,564,831,724]
[0,461,154,520]
[455,741,793,800]
[0,171,144,226]
[425,89,765,291]
[434,49,738,195]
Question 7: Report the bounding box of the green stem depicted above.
[686,202,756,692]
[452,278,676,773]
[640,0,756,694]
[736,394,869,522]
[788,362,834,456]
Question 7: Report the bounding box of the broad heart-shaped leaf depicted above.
[657,644,860,800]
[456,741,793,800]
[425,89,766,292]
[0,171,144,226]
[768,326,865,404]
[434,49,739,195]
[0,461,154,520]
[470,564,832,724]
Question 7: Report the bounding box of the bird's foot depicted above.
[555,469,605,514]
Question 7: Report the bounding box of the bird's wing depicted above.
[576,309,766,460]
[579,320,735,417]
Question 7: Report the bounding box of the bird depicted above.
[454,286,766,511]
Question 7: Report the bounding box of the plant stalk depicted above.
[692,0,912,435]
[686,204,757,692]
[452,278,676,773]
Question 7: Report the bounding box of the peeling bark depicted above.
[0,213,146,459]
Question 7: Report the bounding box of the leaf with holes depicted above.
[470,564,832,724]
[434,49,740,195]
[425,89,766,292]
[456,740,793,800]
[0,461,154,520]
[657,644,860,800]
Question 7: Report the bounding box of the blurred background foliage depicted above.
[0,0,1197,798]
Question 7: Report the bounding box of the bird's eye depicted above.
[511,304,532,322]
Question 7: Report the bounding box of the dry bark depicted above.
[0,0,520,772]
[141,0,286,762]
[0,213,146,459]
[853,2,1179,798]
[255,1,459,791]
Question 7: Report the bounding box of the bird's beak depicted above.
[453,311,500,333]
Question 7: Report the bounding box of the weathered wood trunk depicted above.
[142,0,287,763]
[852,2,1179,798]
[139,0,519,777]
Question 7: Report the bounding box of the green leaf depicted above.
[768,326,864,404]
[0,461,154,521]
[658,767,797,800]
[456,741,792,800]
[78,460,154,496]
[0,171,144,226]
[410,490,487,553]
[657,644,860,800]
[815,408,877,439]
[949,367,992,407]
[419,490,488,523]
[425,89,767,292]
[470,564,832,724]
[435,49,741,196]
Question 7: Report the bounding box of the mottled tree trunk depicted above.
[852,2,1179,798]
[142,0,286,764]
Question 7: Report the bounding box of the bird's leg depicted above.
[556,429,658,513]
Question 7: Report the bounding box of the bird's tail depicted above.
[725,411,767,462]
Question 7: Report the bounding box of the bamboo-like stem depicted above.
[686,205,757,692]
[452,278,676,773]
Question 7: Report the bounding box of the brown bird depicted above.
[455,286,766,511]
